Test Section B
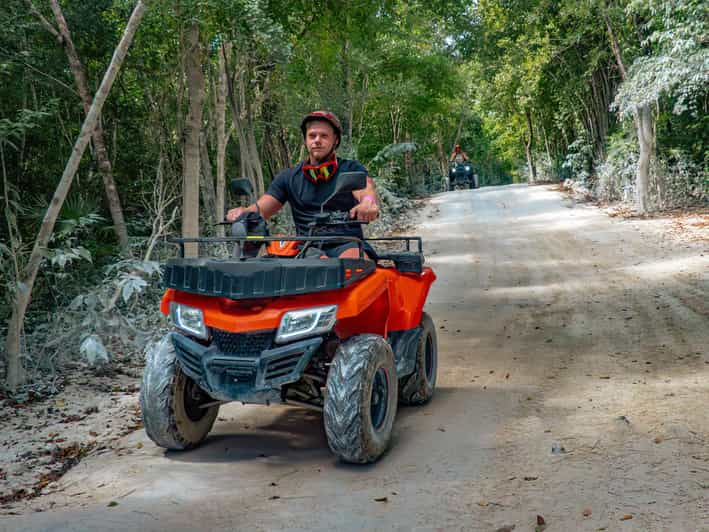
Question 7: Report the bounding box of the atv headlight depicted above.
[451,168,457,173]
[170,302,208,339]
[276,305,338,343]
[465,165,471,171]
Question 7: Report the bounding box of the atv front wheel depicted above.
[140,334,219,450]
[399,312,438,405]
[324,335,398,463]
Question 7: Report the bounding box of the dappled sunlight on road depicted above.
[621,255,708,280]
[426,253,479,265]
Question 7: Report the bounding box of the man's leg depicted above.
[338,247,372,259]
[323,242,375,260]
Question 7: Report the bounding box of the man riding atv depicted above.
[227,111,379,258]
[140,109,439,464]
[448,144,477,189]
[449,144,469,164]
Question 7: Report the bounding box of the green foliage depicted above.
[615,0,709,116]
[563,133,595,184]
[1,0,706,386]
[596,130,639,202]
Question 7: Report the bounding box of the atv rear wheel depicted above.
[324,334,398,463]
[140,334,219,450]
[399,313,438,405]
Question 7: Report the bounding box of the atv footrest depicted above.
[376,251,424,273]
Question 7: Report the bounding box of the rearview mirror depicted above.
[321,171,367,212]
[230,178,254,199]
[334,171,367,194]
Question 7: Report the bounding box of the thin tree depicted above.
[25,0,131,251]
[181,21,204,258]
[214,41,231,237]
[603,6,653,214]
[4,0,150,392]
[223,42,265,197]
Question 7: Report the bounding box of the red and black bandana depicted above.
[303,154,338,184]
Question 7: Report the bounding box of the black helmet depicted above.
[300,110,342,148]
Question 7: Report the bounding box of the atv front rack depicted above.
[164,236,426,300]
[169,235,424,263]
[163,255,376,300]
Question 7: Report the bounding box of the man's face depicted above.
[305,120,337,162]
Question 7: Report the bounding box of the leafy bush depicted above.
[562,133,594,184]
[22,258,166,378]
[652,149,708,208]
[596,132,639,202]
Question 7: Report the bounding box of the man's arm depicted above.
[226,194,283,222]
[350,176,380,222]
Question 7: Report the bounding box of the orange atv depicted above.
[140,172,437,463]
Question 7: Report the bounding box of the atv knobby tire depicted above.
[140,334,219,450]
[324,334,398,463]
[399,313,438,405]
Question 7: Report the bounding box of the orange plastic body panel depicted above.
[161,266,436,338]
[265,240,300,257]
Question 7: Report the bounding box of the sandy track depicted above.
[4,184,708,531]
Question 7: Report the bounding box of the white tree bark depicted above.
[525,109,537,182]
[4,1,149,392]
[604,11,653,214]
[635,105,653,214]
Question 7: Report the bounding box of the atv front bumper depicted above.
[169,332,322,404]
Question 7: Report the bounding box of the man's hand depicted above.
[349,196,379,222]
[225,196,283,223]
[226,206,248,222]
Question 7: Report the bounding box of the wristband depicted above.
[362,194,377,205]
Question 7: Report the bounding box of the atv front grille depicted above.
[212,330,274,357]
[264,352,305,381]
[169,332,324,402]
[205,358,257,381]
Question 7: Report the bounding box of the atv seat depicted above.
[375,251,424,273]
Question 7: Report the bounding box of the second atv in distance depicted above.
[140,171,438,464]
[448,162,478,189]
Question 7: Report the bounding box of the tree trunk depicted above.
[262,100,289,179]
[4,0,148,392]
[435,135,447,179]
[181,23,204,258]
[342,38,354,144]
[635,105,653,214]
[604,10,653,214]
[215,42,230,237]
[525,109,537,182]
[452,110,465,148]
[199,132,217,226]
[224,48,264,197]
[404,130,414,187]
[245,123,264,196]
[46,0,130,252]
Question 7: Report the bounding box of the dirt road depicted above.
[5,184,708,531]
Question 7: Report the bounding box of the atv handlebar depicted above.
[308,210,368,229]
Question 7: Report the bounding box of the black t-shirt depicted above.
[267,158,369,237]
